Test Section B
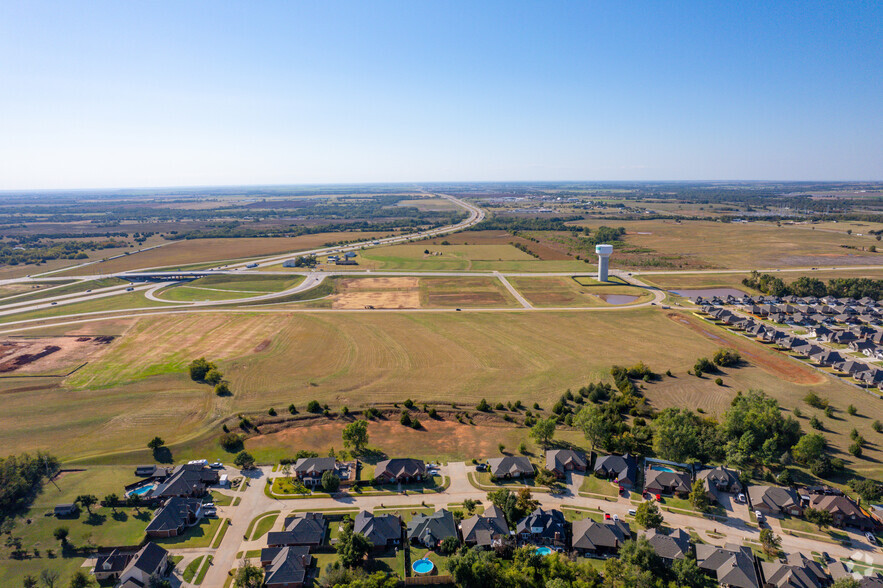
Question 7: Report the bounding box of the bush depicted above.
[411,418,421,429]
[793,407,802,418]
[874,420,883,433]
[824,406,834,418]
[693,357,714,375]
[307,400,322,413]
[268,408,277,416]
[400,411,412,427]
[804,392,828,409]
[848,404,858,416]
[850,442,863,458]
[498,443,505,453]
[428,408,438,419]
[495,402,505,411]
[341,406,349,415]
[714,377,723,386]
[219,433,243,451]
[403,398,415,409]
[533,402,541,410]
[204,369,223,385]
[477,399,490,411]
[214,382,231,396]
[713,348,741,367]
[188,357,216,381]
[288,404,297,415]
[810,416,823,430]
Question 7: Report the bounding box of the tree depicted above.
[529,417,556,448]
[759,528,781,557]
[476,399,490,411]
[693,357,714,375]
[574,404,609,451]
[322,470,340,493]
[831,580,861,588]
[75,494,97,515]
[634,500,663,529]
[462,498,478,515]
[439,535,460,555]
[219,432,243,452]
[40,569,60,588]
[653,408,701,462]
[336,526,371,568]
[23,575,38,588]
[342,420,369,453]
[672,555,706,588]
[399,411,411,427]
[849,478,882,503]
[804,507,834,530]
[214,382,231,396]
[233,451,255,470]
[723,390,801,466]
[689,479,710,512]
[68,571,94,588]
[307,400,322,413]
[103,493,119,512]
[234,561,264,588]
[188,357,215,381]
[792,434,826,464]
[147,436,164,451]
[53,526,69,545]
[204,368,223,385]
[713,348,741,367]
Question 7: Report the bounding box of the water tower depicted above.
[595,244,613,282]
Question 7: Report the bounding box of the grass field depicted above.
[0,278,123,305]
[154,275,304,302]
[324,276,519,309]
[575,219,883,269]
[0,290,172,325]
[355,242,588,272]
[3,307,881,479]
[508,276,652,307]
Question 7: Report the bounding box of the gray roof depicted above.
[488,456,534,477]
[827,561,854,582]
[127,542,168,576]
[354,510,402,546]
[572,519,631,551]
[761,559,827,588]
[515,508,566,541]
[546,449,587,472]
[262,546,311,587]
[696,467,743,493]
[407,509,458,546]
[293,457,336,475]
[644,468,692,493]
[593,453,637,484]
[267,512,326,546]
[374,458,425,480]
[149,464,217,499]
[641,528,691,560]
[460,505,509,546]
[696,543,759,588]
[748,485,800,513]
[145,497,201,533]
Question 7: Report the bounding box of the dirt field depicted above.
[420,277,517,308]
[431,230,574,261]
[331,277,421,309]
[0,336,115,375]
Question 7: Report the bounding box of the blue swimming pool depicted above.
[650,466,676,473]
[412,559,435,574]
[536,546,553,556]
[128,484,155,496]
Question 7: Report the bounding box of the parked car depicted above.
[755,510,765,522]
[821,552,832,563]
[476,463,488,472]
[612,514,619,521]
[210,462,224,469]
[604,513,611,520]
[736,493,746,503]
[628,509,636,516]
[867,532,877,545]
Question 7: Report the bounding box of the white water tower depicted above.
[596,244,613,282]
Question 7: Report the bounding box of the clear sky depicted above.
[1,1,881,189]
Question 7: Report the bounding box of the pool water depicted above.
[536,546,553,556]
[412,559,435,574]
[650,466,676,473]
[129,484,155,496]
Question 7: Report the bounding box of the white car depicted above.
[210,462,224,469]
[867,532,877,545]
[736,493,746,503]
[755,510,764,521]
[612,514,619,521]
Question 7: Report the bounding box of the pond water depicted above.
[412,559,435,574]
[671,288,746,301]
[596,294,640,305]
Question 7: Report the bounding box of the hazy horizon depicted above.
[2,1,881,190]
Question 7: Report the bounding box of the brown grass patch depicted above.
[341,277,419,290]
[0,337,114,375]
[430,230,572,260]
[331,277,422,309]
[665,312,825,385]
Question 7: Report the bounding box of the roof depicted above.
[762,556,830,588]
[641,528,691,560]
[515,508,566,540]
[127,542,168,576]
[488,456,534,477]
[748,485,800,513]
[263,546,311,587]
[696,467,743,493]
[293,457,336,475]
[94,549,132,574]
[644,468,692,493]
[149,464,217,499]
[545,449,587,472]
[572,519,631,551]
[460,505,509,546]
[374,458,425,480]
[827,561,854,581]
[807,494,870,521]
[354,510,402,546]
[696,543,759,588]
[594,453,637,483]
[268,512,326,546]
[408,509,458,545]
[145,497,201,533]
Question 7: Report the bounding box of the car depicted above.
[867,532,877,544]
[612,514,619,521]
[604,513,611,520]
[203,503,215,509]
[755,510,764,521]
[476,463,488,472]
[51,301,57,305]
[628,509,636,516]
[821,552,832,563]
[655,494,662,502]
[736,493,746,503]
[210,462,223,469]
[86,289,92,292]
[126,287,134,291]
[456,308,462,311]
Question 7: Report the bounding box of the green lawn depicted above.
[246,511,280,539]
[562,508,605,523]
[409,547,448,577]
[183,555,206,583]
[251,513,279,541]
[373,546,407,578]
[195,555,213,584]
[153,516,224,548]
[210,490,234,506]
[579,475,620,497]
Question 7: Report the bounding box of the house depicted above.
[267,512,327,548]
[696,467,743,501]
[293,457,336,486]
[696,543,760,588]
[641,528,691,564]
[644,468,692,496]
[135,465,159,477]
[488,456,534,479]
[856,368,883,388]
[804,494,876,530]
[116,543,169,588]
[761,553,830,588]
[594,453,637,488]
[850,340,877,354]
[148,463,220,500]
[516,508,566,546]
[827,561,854,583]
[460,505,509,547]
[54,504,78,517]
[546,449,587,478]
[834,360,870,376]
[407,509,458,548]
[571,519,631,555]
[261,545,312,588]
[809,325,833,339]
[145,497,203,538]
[93,549,134,582]
[809,350,845,367]
[373,458,425,484]
[748,485,802,517]
[831,330,859,344]
[354,511,402,549]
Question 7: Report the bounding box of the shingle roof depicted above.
[145,497,200,533]
[374,458,425,480]
[515,508,566,541]
[488,456,534,478]
[545,449,587,472]
[293,457,336,475]
[263,546,311,587]
[407,509,458,546]
[127,542,168,576]
[354,510,402,546]
[267,512,326,546]
[572,519,630,551]
[641,528,691,560]
[748,485,800,513]
[696,543,759,588]
[461,505,509,546]
[593,454,637,484]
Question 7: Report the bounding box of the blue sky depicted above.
[0,1,881,189]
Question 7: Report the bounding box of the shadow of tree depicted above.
[153,447,173,464]
[84,512,107,526]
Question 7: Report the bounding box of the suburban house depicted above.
[488,456,534,479]
[641,528,692,564]
[644,468,692,496]
[460,505,510,547]
[593,453,637,488]
[696,543,760,588]
[260,545,312,588]
[354,511,403,549]
[373,458,426,484]
[696,466,743,501]
[115,542,170,588]
[267,512,327,548]
[760,552,830,588]
[54,503,77,517]
[93,549,134,583]
[145,497,203,538]
[516,508,567,546]
[571,519,631,555]
[748,485,803,517]
[827,561,853,583]
[293,457,336,486]
[407,509,459,548]
[803,494,876,530]
[546,449,587,478]
[146,463,220,500]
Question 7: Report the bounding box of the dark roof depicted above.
[644,469,692,493]
[546,449,587,472]
[488,456,534,477]
[696,543,759,588]
[128,542,169,576]
[572,519,630,551]
[515,508,566,541]
[149,464,217,499]
[293,457,336,475]
[748,485,800,513]
[145,497,201,533]
[407,509,458,545]
[268,512,326,546]
[374,458,425,480]
[696,467,743,493]
[642,528,691,560]
[354,511,402,546]
[94,549,132,574]
[460,505,509,546]
[263,546,311,587]
[594,453,637,483]
[761,558,828,588]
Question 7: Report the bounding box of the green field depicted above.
[353,242,588,272]
[508,276,652,307]
[154,275,304,302]
[0,290,172,325]
[0,278,124,305]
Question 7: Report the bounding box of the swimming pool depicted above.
[128,484,155,497]
[650,466,676,473]
[412,559,435,574]
[536,546,553,556]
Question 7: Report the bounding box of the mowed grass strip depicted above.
[508,276,651,307]
[155,275,305,302]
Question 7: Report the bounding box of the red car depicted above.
[604,513,611,520]
[655,494,662,502]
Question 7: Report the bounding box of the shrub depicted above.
[793,407,802,418]
[533,402,541,410]
[477,399,490,411]
[850,442,864,457]
[341,406,349,415]
[851,428,861,441]
[219,433,243,451]
[810,416,823,430]
[288,404,297,415]
[693,357,714,375]
[874,420,883,433]
[824,406,834,418]
[307,400,322,413]
[214,382,231,396]
[804,392,828,409]
[188,357,216,381]
[205,369,223,385]
[848,404,858,416]
[268,408,276,416]
[713,348,741,367]
[411,418,421,429]
[495,402,505,411]
[428,408,438,419]
[400,411,412,426]
[714,377,723,386]
[518,442,527,454]
[498,443,505,453]
[404,398,415,409]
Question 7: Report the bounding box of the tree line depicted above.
[743,270,883,300]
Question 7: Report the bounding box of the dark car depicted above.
[821,552,832,562]
[476,463,488,472]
